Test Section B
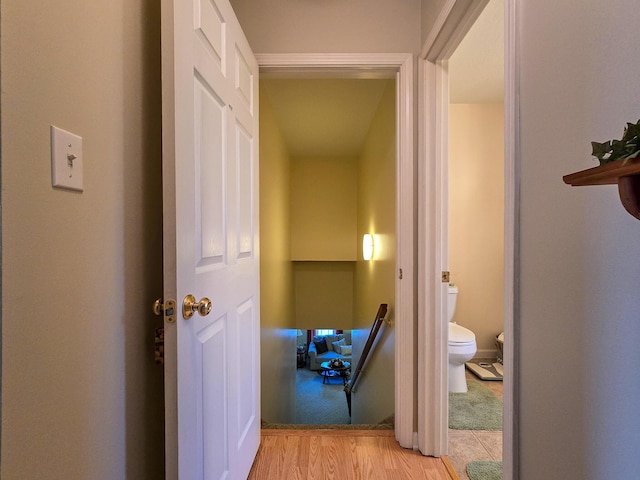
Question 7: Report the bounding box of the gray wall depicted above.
[6,1,638,477]
[1,0,164,477]
[420,0,448,47]
[518,0,640,478]
[230,0,422,54]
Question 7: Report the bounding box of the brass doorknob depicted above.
[182,294,213,319]
[153,298,164,316]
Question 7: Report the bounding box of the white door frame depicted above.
[256,53,415,448]
[417,1,518,478]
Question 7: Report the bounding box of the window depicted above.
[315,329,336,336]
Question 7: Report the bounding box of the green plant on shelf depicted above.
[591,119,640,165]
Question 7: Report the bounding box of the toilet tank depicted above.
[447,284,458,322]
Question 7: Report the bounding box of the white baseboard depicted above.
[473,349,497,360]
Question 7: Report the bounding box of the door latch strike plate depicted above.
[164,300,176,323]
[153,298,177,323]
[442,271,450,283]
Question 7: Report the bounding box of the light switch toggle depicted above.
[51,125,83,191]
[67,153,77,176]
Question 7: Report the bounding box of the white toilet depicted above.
[448,284,477,393]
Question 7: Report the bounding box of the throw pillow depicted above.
[313,338,328,354]
[340,345,352,355]
[332,338,345,353]
[324,334,340,347]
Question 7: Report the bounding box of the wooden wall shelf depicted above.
[563,157,640,220]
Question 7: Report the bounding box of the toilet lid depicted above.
[449,322,475,344]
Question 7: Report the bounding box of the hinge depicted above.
[398,268,403,279]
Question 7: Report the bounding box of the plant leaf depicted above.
[590,119,640,165]
[591,141,611,158]
[622,120,640,142]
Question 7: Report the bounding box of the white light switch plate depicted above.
[51,125,83,191]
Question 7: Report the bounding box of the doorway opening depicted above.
[259,76,396,426]
[446,0,505,476]
[418,0,516,476]
[256,54,415,447]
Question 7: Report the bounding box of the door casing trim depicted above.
[256,53,416,448]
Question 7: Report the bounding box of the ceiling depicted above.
[260,0,504,158]
[449,0,504,103]
[261,78,391,158]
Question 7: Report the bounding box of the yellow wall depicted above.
[260,86,295,330]
[289,156,358,332]
[259,87,296,423]
[291,157,358,261]
[352,80,396,424]
[1,0,164,477]
[449,103,504,354]
[293,262,355,330]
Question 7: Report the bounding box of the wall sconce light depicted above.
[363,233,374,261]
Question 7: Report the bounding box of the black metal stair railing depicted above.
[344,303,388,417]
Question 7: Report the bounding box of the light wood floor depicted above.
[248,429,458,480]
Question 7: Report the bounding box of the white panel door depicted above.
[161,0,260,478]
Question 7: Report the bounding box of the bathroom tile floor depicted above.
[448,363,503,480]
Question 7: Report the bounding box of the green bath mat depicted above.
[449,380,502,430]
[466,461,502,480]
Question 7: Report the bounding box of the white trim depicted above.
[421,0,490,61]
[257,53,413,75]
[503,0,519,477]
[255,53,415,449]
[474,349,499,360]
[417,0,518,475]
[417,57,449,457]
[394,56,415,449]
[160,0,178,475]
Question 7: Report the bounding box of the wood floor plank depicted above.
[441,456,460,480]
[354,440,376,479]
[261,429,396,437]
[248,429,454,480]
[279,435,302,479]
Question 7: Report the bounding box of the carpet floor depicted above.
[449,379,502,430]
[466,460,503,480]
[261,367,394,429]
[294,367,351,425]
